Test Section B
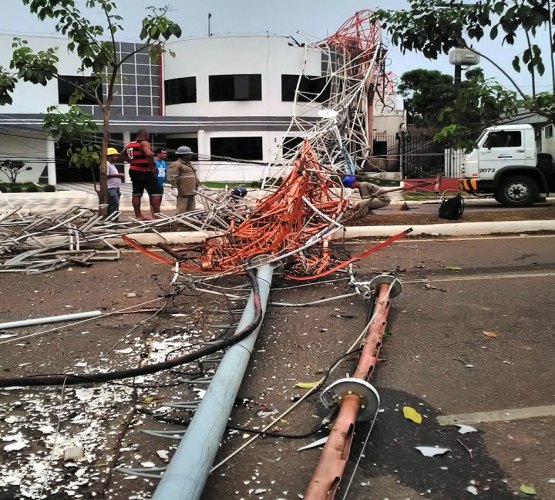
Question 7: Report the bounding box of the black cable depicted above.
[138,407,338,440]
[0,269,262,387]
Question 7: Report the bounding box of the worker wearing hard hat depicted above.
[343,175,391,213]
[169,146,200,213]
[106,147,125,218]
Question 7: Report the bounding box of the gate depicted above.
[399,133,445,179]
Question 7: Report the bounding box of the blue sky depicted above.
[1,0,552,94]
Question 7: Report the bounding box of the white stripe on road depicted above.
[405,271,555,284]
[438,405,555,425]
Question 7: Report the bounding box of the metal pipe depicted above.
[304,276,400,499]
[152,264,274,500]
[0,310,103,330]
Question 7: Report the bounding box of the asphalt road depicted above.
[202,233,555,500]
[0,234,553,499]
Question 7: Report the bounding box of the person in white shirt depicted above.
[106,148,125,218]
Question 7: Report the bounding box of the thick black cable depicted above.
[0,269,262,388]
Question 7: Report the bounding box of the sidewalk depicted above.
[2,183,554,239]
[0,184,177,214]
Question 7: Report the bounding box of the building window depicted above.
[165,77,197,105]
[545,125,553,139]
[58,75,102,105]
[282,136,304,156]
[211,137,263,160]
[209,75,262,101]
[281,74,330,102]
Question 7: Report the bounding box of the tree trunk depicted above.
[98,106,111,216]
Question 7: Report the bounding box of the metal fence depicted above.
[366,134,465,179]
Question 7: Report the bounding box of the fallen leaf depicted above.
[4,441,28,451]
[456,424,477,434]
[295,382,319,389]
[403,406,423,424]
[114,347,133,354]
[519,484,537,496]
[257,409,279,418]
[446,266,463,270]
[297,436,328,451]
[482,331,497,338]
[415,446,450,457]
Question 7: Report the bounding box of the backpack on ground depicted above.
[438,192,465,220]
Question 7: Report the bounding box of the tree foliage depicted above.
[0,0,181,212]
[0,160,32,184]
[434,68,519,148]
[398,69,455,128]
[44,105,101,169]
[371,0,555,123]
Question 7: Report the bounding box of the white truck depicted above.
[458,123,555,206]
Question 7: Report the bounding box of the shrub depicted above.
[44,185,56,192]
[9,185,22,193]
[250,181,262,188]
[26,185,39,192]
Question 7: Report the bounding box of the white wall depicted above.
[373,94,405,135]
[0,134,49,183]
[163,35,323,118]
[0,34,89,114]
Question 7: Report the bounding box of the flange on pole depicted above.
[304,274,402,500]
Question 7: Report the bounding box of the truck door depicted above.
[478,130,527,177]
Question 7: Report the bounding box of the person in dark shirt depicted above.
[123,129,162,219]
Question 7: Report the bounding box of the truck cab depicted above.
[459,124,555,207]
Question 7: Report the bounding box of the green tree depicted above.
[434,68,519,148]
[0,160,32,184]
[398,69,455,128]
[371,0,555,123]
[0,0,181,214]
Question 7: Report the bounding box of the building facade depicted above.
[0,33,404,184]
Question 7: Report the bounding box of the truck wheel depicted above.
[494,176,539,207]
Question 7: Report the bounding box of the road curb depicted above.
[113,220,555,247]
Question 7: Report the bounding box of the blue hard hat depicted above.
[343,175,356,187]
[231,186,247,198]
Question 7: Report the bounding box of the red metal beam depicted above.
[304,279,396,499]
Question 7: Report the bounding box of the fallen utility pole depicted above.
[304,274,402,500]
[152,263,275,500]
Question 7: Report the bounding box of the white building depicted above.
[0,33,405,184]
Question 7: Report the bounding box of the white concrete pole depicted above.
[46,137,57,186]
[123,131,131,183]
[197,129,206,181]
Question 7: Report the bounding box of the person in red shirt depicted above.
[122,128,162,219]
